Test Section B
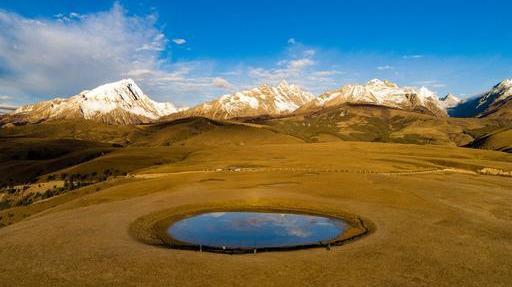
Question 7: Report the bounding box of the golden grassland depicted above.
[0,136,511,286]
[0,115,511,286]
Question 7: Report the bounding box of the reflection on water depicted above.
[167,211,346,248]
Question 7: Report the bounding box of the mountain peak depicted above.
[367,79,398,88]
[168,82,314,120]
[441,93,460,101]
[439,93,462,109]
[367,79,385,86]
[495,78,512,91]
[4,79,179,125]
[300,80,445,117]
[278,80,290,88]
[79,78,144,101]
[448,78,512,118]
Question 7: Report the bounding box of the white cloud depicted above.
[377,65,394,70]
[212,77,232,89]
[287,38,296,45]
[243,46,344,94]
[288,58,315,70]
[54,12,84,22]
[413,80,446,88]
[402,54,424,59]
[312,70,343,77]
[0,3,169,104]
[172,38,186,45]
[303,49,316,57]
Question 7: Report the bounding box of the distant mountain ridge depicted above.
[449,79,512,118]
[2,79,181,125]
[165,80,315,120]
[296,79,448,117]
[3,77,512,126]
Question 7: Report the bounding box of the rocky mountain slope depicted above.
[296,79,447,117]
[165,81,314,120]
[1,79,180,125]
[449,79,512,118]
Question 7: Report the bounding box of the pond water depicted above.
[167,211,347,249]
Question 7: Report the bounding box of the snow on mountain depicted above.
[439,93,462,110]
[297,79,446,117]
[449,79,512,118]
[3,79,180,125]
[169,80,314,120]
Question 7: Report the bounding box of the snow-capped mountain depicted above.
[449,79,512,118]
[2,79,181,125]
[439,93,462,110]
[296,79,446,117]
[168,80,314,120]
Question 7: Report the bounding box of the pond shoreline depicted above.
[129,201,375,254]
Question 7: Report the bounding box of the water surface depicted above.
[167,211,347,249]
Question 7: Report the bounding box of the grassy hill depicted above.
[466,128,512,152]
[0,138,117,187]
[0,119,142,144]
[249,104,464,144]
[131,117,303,147]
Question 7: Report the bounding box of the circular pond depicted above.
[166,211,348,250]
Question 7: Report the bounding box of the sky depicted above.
[0,0,511,108]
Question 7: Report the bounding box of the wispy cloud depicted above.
[287,38,296,45]
[377,65,394,70]
[212,77,233,89]
[245,46,335,90]
[412,80,446,89]
[402,54,424,59]
[172,38,186,45]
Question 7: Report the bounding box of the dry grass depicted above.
[0,115,511,285]
[0,139,511,286]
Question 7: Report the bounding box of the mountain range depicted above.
[165,80,314,121]
[296,79,450,117]
[1,78,512,126]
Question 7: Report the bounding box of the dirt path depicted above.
[130,167,478,179]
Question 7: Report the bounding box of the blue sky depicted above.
[0,0,511,107]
